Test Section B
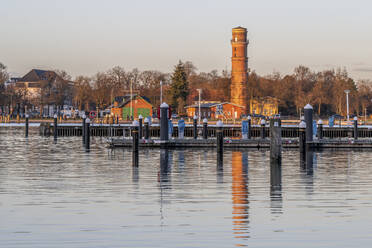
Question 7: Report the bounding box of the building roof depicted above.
[232,26,247,31]
[185,101,245,109]
[114,94,152,108]
[185,102,218,108]
[210,102,245,108]
[19,69,63,83]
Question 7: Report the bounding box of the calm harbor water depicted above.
[1,128,372,247]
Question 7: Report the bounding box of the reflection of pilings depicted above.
[270,117,282,215]
[232,151,250,243]
[270,159,282,215]
[160,149,171,184]
[217,152,223,184]
[132,165,139,183]
[178,150,185,168]
[305,150,314,176]
[300,150,315,195]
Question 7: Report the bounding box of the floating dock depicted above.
[108,138,372,149]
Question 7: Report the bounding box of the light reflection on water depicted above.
[1,128,372,247]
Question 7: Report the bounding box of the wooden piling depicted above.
[216,120,224,154]
[82,115,86,144]
[248,115,251,139]
[304,104,313,142]
[85,118,90,151]
[53,114,58,141]
[132,120,139,166]
[260,119,266,139]
[270,118,282,163]
[203,118,208,139]
[25,114,29,138]
[354,117,358,140]
[144,117,149,140]
[299,120,306,155]
[139,115,143,139]
[160,103,169,142]
[193,116,198,139]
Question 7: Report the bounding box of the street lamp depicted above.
[197,89,202,125]
[160,81,163,104]
[365,107,367,124]
[344,90,350,122]
[130,78,133,119]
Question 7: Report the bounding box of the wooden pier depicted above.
[37,122,372,139]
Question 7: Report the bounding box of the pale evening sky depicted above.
[1,0,372,80]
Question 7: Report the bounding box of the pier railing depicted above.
[39,123,372,139]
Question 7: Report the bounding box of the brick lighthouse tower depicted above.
[231,26,248,109]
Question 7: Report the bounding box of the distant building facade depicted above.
[111,94,153,120]
[13,69,73,116]
[185,101,245,120]
[250,97,279,116]
[15,69,69,100]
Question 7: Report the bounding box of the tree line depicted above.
[1,61,372,117]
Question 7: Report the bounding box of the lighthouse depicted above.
[231,26,248,109]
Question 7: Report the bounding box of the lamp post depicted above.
[197,89,202,125]
[130,78,133,119]
[344,90,350,122]
[160,81,163,104]
[365,107,367,124]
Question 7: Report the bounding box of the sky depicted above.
[1,0,372,80]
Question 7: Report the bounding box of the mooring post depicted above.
[270,117,282,163]
[25,114,29,138]
[216,120,224,154]
[353,116,358,140]
[317,119,323,140]
[139,115,143,139]
[85,118,90,151]
[144,117,149,140]
[260,118,266,139]
[299,119,306,155]
[304,104,313,143]
[160,103,169,143]
[82,114,86,144]
[132,120,139,166]
[247,115,252,139]
[203,118,208,139]
[53,114,58,141]
[193,115,198,139]
[178,118,185,139]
